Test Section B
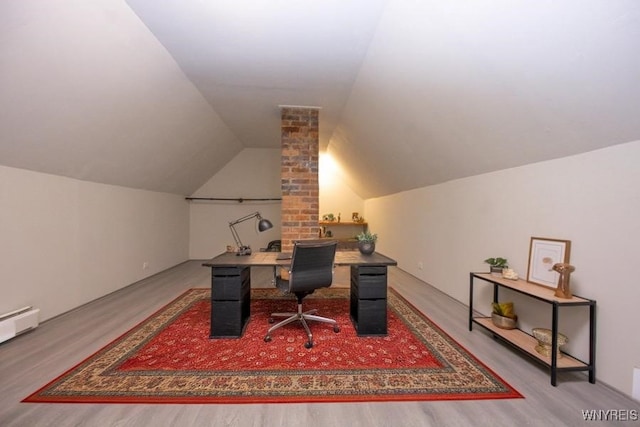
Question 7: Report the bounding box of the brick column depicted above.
[280,107,320,252]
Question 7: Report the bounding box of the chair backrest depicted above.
[287,240,338,293]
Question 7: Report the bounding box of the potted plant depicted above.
[356,231,377,255]
[491,301,517,329]
[322,213,335,222]
[484,257,508,276]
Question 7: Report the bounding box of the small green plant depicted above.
[484,257,508,268]
[491,302,517,319]
[322,213,335,221]
[356,231,378,242]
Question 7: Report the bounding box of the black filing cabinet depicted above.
[210,266,250,338]
[350,265,388,335]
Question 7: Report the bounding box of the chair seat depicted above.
[275,276,313,299]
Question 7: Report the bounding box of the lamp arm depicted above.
[229,223,244,248]
[228,211,262,226]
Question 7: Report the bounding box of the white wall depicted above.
[364,140,640,397]
[319,153,364,221]
[189,149,365,258]
[319,152,365,240]
[189,149,282,259]
[0,165,189,322]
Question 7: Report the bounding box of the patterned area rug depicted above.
[24,288,522,403]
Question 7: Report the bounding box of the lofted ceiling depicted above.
[2,1,640,198]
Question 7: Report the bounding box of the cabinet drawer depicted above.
[350,296,387,336]
[212,267,247,277]
[354,266,387,276]
[351,275,387,299]
[211,268,250,300]
[210,300,249,338]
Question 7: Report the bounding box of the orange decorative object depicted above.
[552,263,575,299]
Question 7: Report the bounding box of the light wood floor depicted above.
[1,261,638,427]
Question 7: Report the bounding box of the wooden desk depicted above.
[203,251,397,338]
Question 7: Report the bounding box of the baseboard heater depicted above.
[0,306,40,344]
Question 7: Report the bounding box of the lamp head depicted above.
[257,214,273,232]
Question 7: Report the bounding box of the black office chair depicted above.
[264,240,340,348]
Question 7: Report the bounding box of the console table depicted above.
[203,251,397,338]
[469,272,596,386]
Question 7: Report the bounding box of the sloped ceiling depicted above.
[2,1,640,198]
[0,0,242,195]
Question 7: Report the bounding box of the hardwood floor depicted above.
[1,261,638,427]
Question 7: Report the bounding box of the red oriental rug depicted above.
[24,288,522,404]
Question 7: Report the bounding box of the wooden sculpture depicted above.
[552,263,575,299]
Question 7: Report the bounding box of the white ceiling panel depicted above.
[2,0,639,197]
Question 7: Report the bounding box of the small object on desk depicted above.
[553,263,575,299]
[501,268,519,280]
[491,312,517,329]
[236,246,252,256]
[532,328,568,358]
[484,257,508,276]
[356,230,377,255]
[261,240,281,252]
[491,301,517,329]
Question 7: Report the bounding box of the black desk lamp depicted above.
[229,211,273,256]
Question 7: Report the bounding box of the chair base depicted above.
[264,306,340,349]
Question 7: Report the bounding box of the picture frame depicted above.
[526,237,571,288]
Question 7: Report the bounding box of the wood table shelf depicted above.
[319,221,368,250]
[469,272,596,386]
[473,317,588,369]
[319,221,368,226]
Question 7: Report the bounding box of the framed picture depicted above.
[526,237,571,288]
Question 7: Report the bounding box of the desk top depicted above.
[472,272,593,304]
[203,251,397,268]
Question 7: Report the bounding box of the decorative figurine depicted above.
[552,263,575,299]
[532,328,568,358]
[501,268,519,280]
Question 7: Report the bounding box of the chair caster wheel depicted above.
[268,318,275,324]
[333,325,340,333]
[264,335,272,342]
[304,341,313,349]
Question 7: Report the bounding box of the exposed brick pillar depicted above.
[280,106,320,252]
